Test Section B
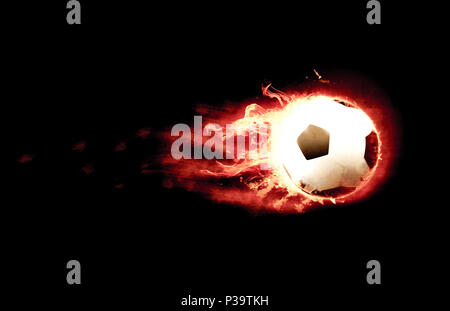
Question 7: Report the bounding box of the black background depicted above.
[4,0,433,309]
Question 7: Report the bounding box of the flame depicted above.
[161,74,398,213]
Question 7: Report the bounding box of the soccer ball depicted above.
[278,96,379,198]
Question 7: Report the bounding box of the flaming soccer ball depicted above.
[278,96,379,198]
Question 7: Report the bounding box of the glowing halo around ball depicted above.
[162,77,397,213]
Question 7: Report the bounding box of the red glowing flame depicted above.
[161,72,399,213]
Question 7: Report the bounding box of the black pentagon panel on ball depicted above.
[364,130,379,169]
[297,124,330,160]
